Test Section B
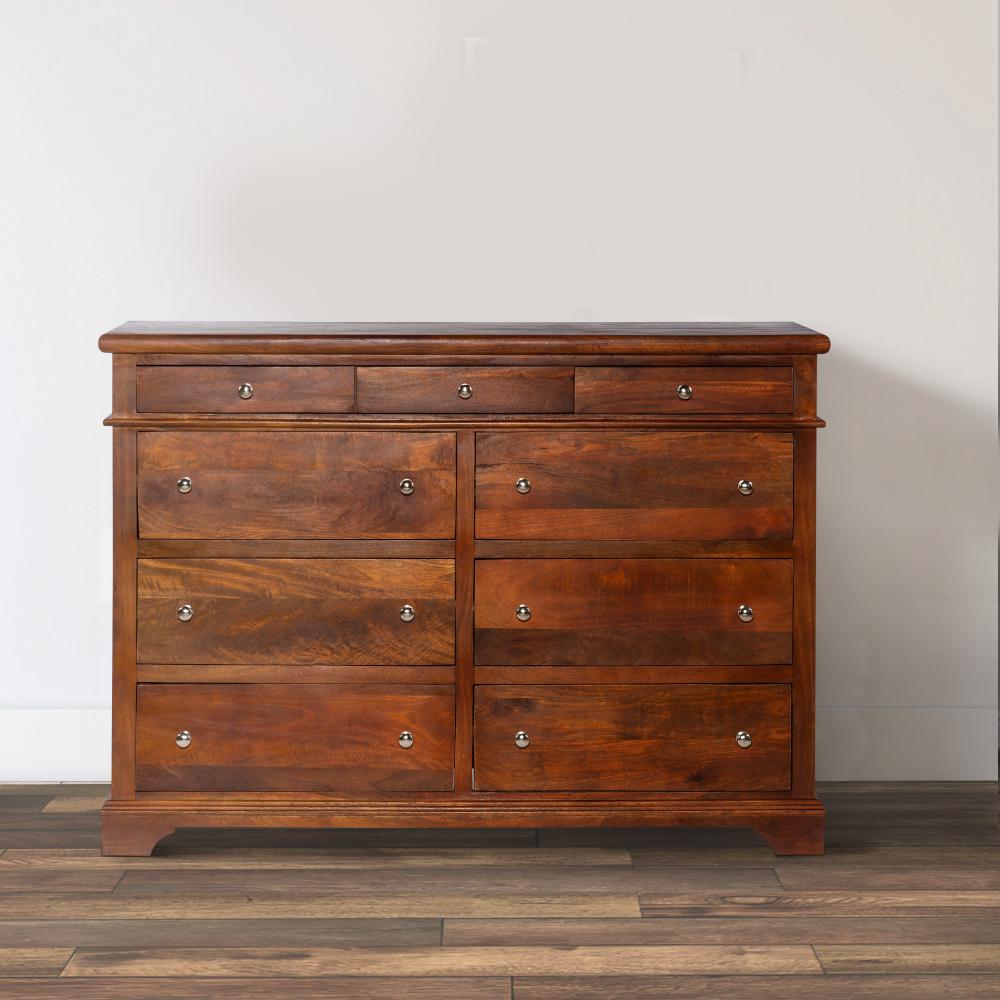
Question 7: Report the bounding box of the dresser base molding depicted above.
[101,798,825,857]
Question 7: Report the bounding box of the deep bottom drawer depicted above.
[474,684,791,791]
[136,684,455,792]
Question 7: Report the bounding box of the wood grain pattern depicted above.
[357,367,574,413]
[474,559,793,665]
[575,366,793,414]
[135,684,455,793]
[137,431,456,539]
[813,944,1000,975]
[476,431,793,540]
[474,685,791,791]
[99,321,833,356]
[61,944,822,977]
[136,559,454,666]
[137,366,354,413]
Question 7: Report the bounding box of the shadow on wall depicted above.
[815,346,998,779]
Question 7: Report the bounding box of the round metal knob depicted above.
[175,731,192,749]
[458,383,473,399]
[176,477,193,494]
[515,478,531,494]
[399,478,415,495]
[738,479,754,496]
[399,605,415,622]
[237,383,254,400]
[398,731,414,749]
[514,731,530,748]
[676,384,693,400]
[738,604,754,623]
[177,604,194,622]
[736,731,752,748]
[515,605,532,622]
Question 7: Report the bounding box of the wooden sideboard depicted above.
[99,322,829,856]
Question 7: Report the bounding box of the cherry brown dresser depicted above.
[99,322,830,856]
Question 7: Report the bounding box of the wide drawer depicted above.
[137,431,455,538]
[575,367,793,413]
[136,366,355,413]
[474,684,791,791]
[136,683,455,792]
[357,367,574,413]
[476,431,792,540]
[475,559,792,665]
[137,558,455,665]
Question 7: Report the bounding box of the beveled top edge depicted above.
[99,321,830,355]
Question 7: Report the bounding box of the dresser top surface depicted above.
[99,321,830,356]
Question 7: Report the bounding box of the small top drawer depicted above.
[575,367,793,414]
[357,367,574,413]
[137,366,355,413]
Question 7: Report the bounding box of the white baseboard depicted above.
[0,707,995,782]
[0,709,111,781]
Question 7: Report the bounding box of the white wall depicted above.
[1,0,996,780]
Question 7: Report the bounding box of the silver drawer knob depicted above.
[399,478,415,495]
[514,731,530,748]
[738,604,754,622]
[398,731,414,749]
[458,383,473,399]
[177,604,194,622]
[676,384,693,400]
[736,731,752,748]
[399,604,415,622]
[237,383,254,399]
[176,477,193,494]
[515,604,532,622]
[515,478,531,494]
[175,731,192,749]
[738,479,754,495]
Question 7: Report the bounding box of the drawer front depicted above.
[136,683,455,792]
[137,431,455,538]
[575,367,793,414]
[137,366,355,413]
[357,367,574,413]
[138,559,455,665]
[475,559,792,665]
[476,431,792,540]
[474,684,791,791]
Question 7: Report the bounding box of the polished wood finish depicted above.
[357,367,574,413]
[135,685,455,793]
[475,559,793,665]
[474,685,791,791]
[101,323,827,856]
[476,430,792,540]
[136,558,454,665]
[137,431,455,538]
[137,366,355,413]
[576,366,793,414]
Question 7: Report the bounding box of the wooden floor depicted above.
[0,783,995,997]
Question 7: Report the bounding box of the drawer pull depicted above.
[176,477,193,494]
[398,730,414,749]
[738,604,754,622]
[176,604,194,622]
[515,478,531,494]
[738,479,754,495]
[514,731,530,748]
[237,382,254,400]
[736,730,752,748]
[175,730,192,749]
[515,604,532,622]
[399,478,415,495]
[458,383,473,399]
[399,604,416,622]
[676,383,693,400]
